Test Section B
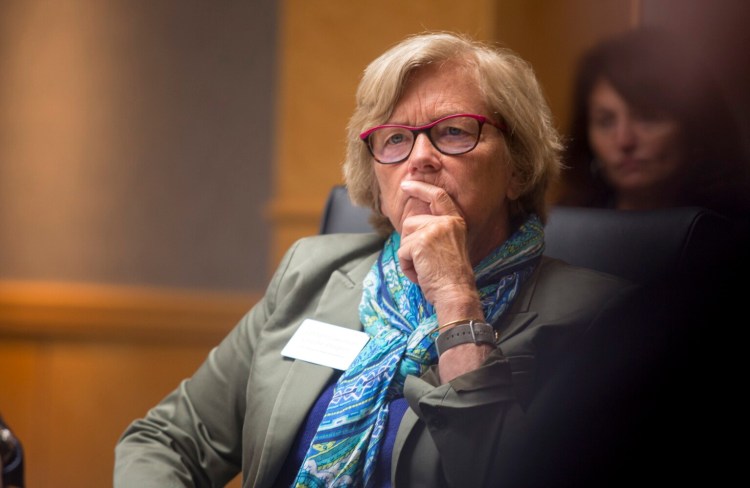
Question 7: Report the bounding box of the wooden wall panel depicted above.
[0,281,256,487]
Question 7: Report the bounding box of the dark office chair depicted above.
[319,185,374,235]
[543,205,728,282]
[320,184,729,283]
[0,414,24,488]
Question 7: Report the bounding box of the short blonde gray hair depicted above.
[343,31,563,235]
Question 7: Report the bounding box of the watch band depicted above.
[436,319,497,356]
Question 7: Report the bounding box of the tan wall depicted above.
[0,0,277,292]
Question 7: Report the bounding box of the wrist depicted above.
[435,298,483,328]
[433,283,481,317]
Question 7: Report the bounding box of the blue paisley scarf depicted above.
[292,214,544,487]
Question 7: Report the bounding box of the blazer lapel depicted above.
[255,251,378,486]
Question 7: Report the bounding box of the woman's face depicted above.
[372,62,518,260]
[588,78,684,205]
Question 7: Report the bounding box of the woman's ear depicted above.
[505,170,522,201]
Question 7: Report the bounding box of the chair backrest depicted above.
[319,185,729,283]
[543,205,727,283]
[319,185,374,234]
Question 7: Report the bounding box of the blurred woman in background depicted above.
[557,27,750,220]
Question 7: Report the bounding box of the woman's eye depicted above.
[383,131,406,146]
[436,125,471,139]
[384,132,406,146]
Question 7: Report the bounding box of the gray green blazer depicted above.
[114,233,630,488]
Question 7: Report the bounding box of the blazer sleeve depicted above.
[113,239,301,488]
[400,350,524,487]
[397,260,633,488]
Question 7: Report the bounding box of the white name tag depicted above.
[281,318,370,370]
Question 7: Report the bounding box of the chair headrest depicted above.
[544,206,730,283]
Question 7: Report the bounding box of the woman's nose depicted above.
[614,118,637,148]
[407,133,442,171]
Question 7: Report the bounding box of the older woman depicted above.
[115,32,629,488]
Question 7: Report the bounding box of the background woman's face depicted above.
[587,78,684,197]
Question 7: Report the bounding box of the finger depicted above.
[397,240,419,284]
[400,181,461,217]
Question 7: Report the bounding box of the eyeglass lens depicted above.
[368,116,482,163]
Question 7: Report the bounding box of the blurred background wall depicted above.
[0,0,276,291]
[1,0,747,486]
